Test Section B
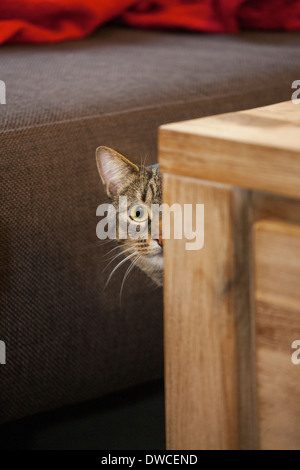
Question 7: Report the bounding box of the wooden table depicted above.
[159,101,300,450]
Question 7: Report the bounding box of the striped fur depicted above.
[96,147,163,287]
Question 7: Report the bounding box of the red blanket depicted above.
[1,0,300,45]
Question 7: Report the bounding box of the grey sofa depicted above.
[1,26,300,424]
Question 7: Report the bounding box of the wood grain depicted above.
[160,101,300,450]
[159,101,300,199]
[163,174,257,449]
[254,220,300,450]
[232,188,259,450]
[253,192,300,226]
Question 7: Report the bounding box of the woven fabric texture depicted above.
[1,27,300,423]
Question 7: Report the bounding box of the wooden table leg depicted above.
[163,173,258,450]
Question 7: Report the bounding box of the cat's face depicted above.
[96,146,163,286]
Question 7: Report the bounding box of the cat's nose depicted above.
[154,235,163,247]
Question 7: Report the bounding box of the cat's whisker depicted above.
[102,246,135,272]
[84,239,115,250]
[104,251,139,290]
[104,241,135,258]
[119,254,142,301]
[103,245,120,257]
[97,239,116,246]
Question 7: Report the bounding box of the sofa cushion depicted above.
[1,27,300,423]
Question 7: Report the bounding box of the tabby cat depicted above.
[96,146,163,287]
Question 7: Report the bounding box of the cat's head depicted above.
[96,146,163,286]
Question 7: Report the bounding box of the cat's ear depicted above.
[96,146,139,198]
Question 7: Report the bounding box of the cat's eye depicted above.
[129,204,149,222]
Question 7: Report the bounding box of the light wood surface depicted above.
[254,220,300,450]
[160,100,300,450]
[163,175,257,449]
[253,192,300,226]
[159,101,300,199]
